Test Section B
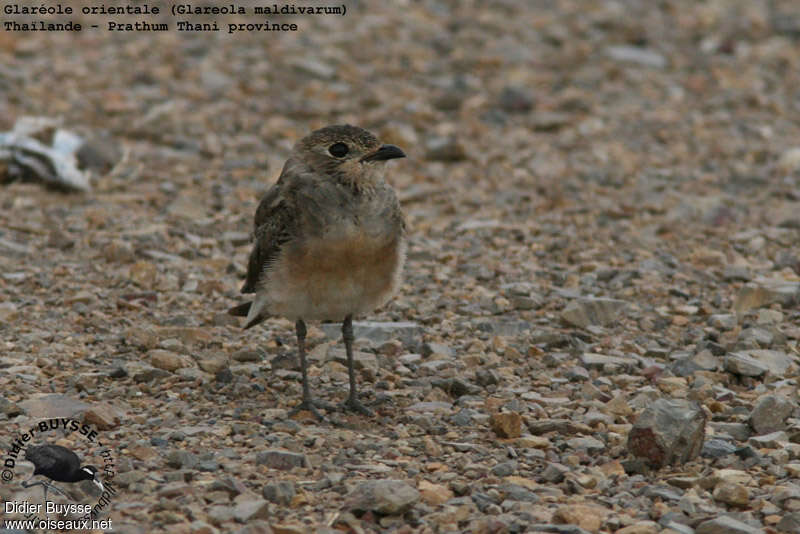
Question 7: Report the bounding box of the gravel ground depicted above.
[1,1,800,533]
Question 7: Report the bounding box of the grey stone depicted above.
[708,422,751,441]
[232,499,270,522]
[0,396,22,417]
[263,481,295,505]
[328,348,378,371]
[344,479,420,515]
[777,512,800,533]
[701,438,737,459]
[738,327,774,348]
[724,352,769,377]
[709,314,737,330]
[749,431,789,448]
[255,449,309,471]
[18,394,88,419]
[490,461,517,477]
[695,516,764,534]
[734,279,800,312]
[566,436,605,453]
[497,86,534,113]
[750,394,795,435]
[166,450,198,469]
[580,352,638,370]
[321,321,422,348]
[541,462,569,483]
[432,377,480,398]
[627,398,706,468]
[560,297,628,328]
[605,45,667,68]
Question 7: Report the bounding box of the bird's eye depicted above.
[328,143,349,158]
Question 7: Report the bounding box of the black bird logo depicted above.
[22,444,104,501]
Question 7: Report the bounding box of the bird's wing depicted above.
[26,445,69,473]
[239,160,299,294]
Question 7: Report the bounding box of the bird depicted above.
[229,124,407,419]
[23,444,104,502]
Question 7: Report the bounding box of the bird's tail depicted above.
[228,300,268,330]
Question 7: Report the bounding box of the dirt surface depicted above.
[1,1,800,533]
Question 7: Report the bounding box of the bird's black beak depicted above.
[360,144,406,162]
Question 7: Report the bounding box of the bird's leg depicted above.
[288,319,328,420]
[341,315,373,416]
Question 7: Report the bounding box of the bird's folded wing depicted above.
[25,448,60,471]
[240,163,299,294]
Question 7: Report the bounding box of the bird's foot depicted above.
[288,398,334,421]
[341,396,374,416]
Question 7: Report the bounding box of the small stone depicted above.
[724,352,769,377]
[103,239,135,263]
[713,482,749,506]
[580,352,638,370]
[82,403,121,430]
[425,137,466,162]
[418,480,453,506]
[567,436,605,454]
[552,504,609,532]
[541,462,569,483]
[696,516,765,534]
[149,349,188,372]
[18,394,89,419]
[617,522,660,534]
[490,461,517,477]
[199,356,228,374]
[734,279,800,312]
[328,348,378,371]
[232,349,261,363]
[605,45,667,68]
[627,398,706,468]
[255,449,309,471]
[166,450,198,469]
[344,479,420,515]
[320,321,422,348]
[0,396,23,417]
[233,499,270,522]
[778,147,800,173]
[777,512,800,533]
[129,261,158,288]
[497,86,534,113]
[749,430,789,448]
[263,481,295,505]
[750,394,794,435]
[709,314,737,330]
[490,412,522,438]
[561,297,628,328]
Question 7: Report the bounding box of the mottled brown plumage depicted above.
[229,124,407,418]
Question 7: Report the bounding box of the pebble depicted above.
[344,479,420,515]
[255,449,310,471]
[750,394,794,435]
[627,399,706,468]
[560,297,628,328]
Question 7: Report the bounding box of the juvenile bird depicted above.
[229,124,406,418]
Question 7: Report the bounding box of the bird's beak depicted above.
[360,144,406,162]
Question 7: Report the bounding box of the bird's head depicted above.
[81,466,105,492]
[294,124,405,188]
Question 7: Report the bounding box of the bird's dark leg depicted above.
[341,315,373,415]
[288,319,328,420]
[22,478,69,503]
